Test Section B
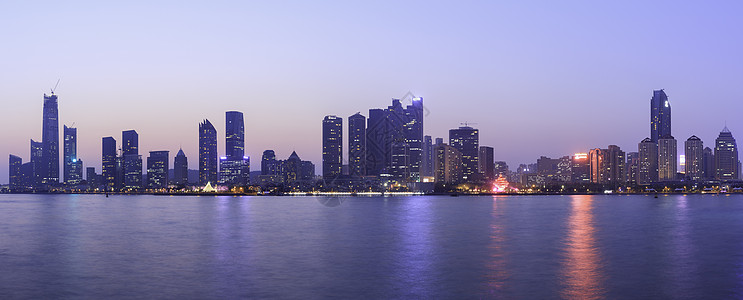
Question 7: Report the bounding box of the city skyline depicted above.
[3,2,743,184]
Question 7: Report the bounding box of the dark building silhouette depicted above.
[626,152,639,184]
[147,151,169,189]
[30,139,43,187]
[685,136,704,181]
[479,146,495,181]
[366,98,424,184]
[322,115,343,180]
[41,93,60,185]
[650,89,671,143]
[9,155,22,190]
[220,111,250,186]
[404,97,424,182]
[102,137,117,189]
[703,147,715,180]
[259,151,315,189]
[261,150,276,175]
[63,125,83,185]
[122,130,142,190]
[449,126,479,182]
[714,126,739,180]
[638,138,659,184]
[421,135,434,178]
[86,167,97,188]
[173,148,188,185]
[348,113,366,177]
[199,119,218,185]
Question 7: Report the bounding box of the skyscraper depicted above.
[147,151,169,189]
[703,147,715,180]
[657,136,677,181]
[173,148,188,185]
[604,145,625,184]
[102,137,117,189]
[589,148,603,183]
[571,153,590,183]
[714,127,739,180]
[650,89,671,143]
[626,152,639,185]
[479,146,495,181]
[685,135,704,181]
[348,113,366,177]
[41,93,60,184]
[638,138,659,184]
[199,119,218,185]
[122,130,142,190]
[366,98,424,183]
[322,115,342,180]
[433,143,462,184]
[261,150,276,176]
[421,135,434,178]
[30,139,43,187]
[404,97,424,182]
[9,155,22,190]
[220,111,250,186]
[449,126,479,182]
[63,125,83,185]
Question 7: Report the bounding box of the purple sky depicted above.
[2,1,743,183]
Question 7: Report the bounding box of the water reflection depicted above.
[485,196,509,297]
[668,196,696,297]
[317,197,345,207]
[561,195,605,299]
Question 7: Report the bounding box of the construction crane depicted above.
[51,79,60,94]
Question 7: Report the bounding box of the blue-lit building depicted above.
[63,125,83,185]
[122,130,142,190]
[102,137,117,189]
[41,93,60,185]
[449,126,479,182]
[173,148,188,185]
[220,111,250,186]
[650,90,671,143]
[147,151,169,189]
[348,113,366,177]
[322,115,343,180]
[714,127,739,180]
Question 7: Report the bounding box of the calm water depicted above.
[1,194,743,299]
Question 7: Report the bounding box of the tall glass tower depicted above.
[348,113,366,177]
[650,89,671,143]
[714,126,739,180]
[63,125,83,185]
[220,111,249,186]
[322,115,343,180]
[41,93,60,184]
[199,119,218,185]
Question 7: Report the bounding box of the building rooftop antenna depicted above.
[51,79,60,95]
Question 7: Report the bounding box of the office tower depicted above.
[147,151,169,189]
[41,93,60,185]
[703,147,714,180]
[685,136,703,181]
[366,98,424,183]
[605,145,626,184]
[650,89,671,143]
[433,143,462,184]
[63,125,83,185]
[9,155,22,190]
[479,146,495,181]
[173,148,188,185]
[626,152,639,185]
[199,119,218,185]
[122,130,142,190]
[449,126,479,182]
[348,113,366,177]
[102,137,117,189]
[638,138,659,184]
[537,156,560,182]
[588,148,603,183]
[30,139,43,187]
[422,135,434,178]
[86,167,97,188]
[435,137,444,145]
[494,161,509,177]
[322,115,343,180]
[571,153,590,183]
[714,127,739,180]
[220,111,250,186]
[679,155,686,174]
[658,136,677,181]
[261,150,276,175]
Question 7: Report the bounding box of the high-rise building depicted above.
[703,147,715,180]
[122,130,142,190]
[322,115,343,180]
[589,148,603,184]
[366,98,424,183]
[41,93,60,185]
[571,153,590,183]
[102,137,117,189]
[650,89,671,143]
[658,135,677,181]
[9,155,22,190]
[404,97,424,182]
[626,152,639,185]
[220,111,250,186]
[421,135,434,178]
[199,119,218,185]
[638,138,659,184]
[348,113,366,177]
[86,167,97,188]
[449,126,479,182]
[30,139,43,187]
[433,143,462,184]
[261,150,276,176]
[604,145,626,184]
[714,126,739,180]
[147,151,169,189]
[685,136,704,181]
[479,146,495,181]
[63,125,83,185]
[173,148,188,185]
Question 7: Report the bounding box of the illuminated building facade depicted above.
[605,145,626,184]
[122,130,142,190]
[449,126,479,182]
[626,152,639,184]
[714,127,739,180]
[638,138,659,184]
[422,135,434,178]
[433,143,462,184]
[479,146,495,180]
[41,93,60,185]
[147,151,169,189]
[199,119,218,185]
[173,148,188,185]
[650,89,671,143]
[657,136,677,181]
[63,125,83,185]
[571,153,590,183]
[366,98,424,183]
[31,139,43,187]
[322,115,343,180]
[9,155,22,190]
[102,137,117,189]
[589,148,603,183]
[348,113,366,177]
[684,136,703,181]
[220,111,250,186]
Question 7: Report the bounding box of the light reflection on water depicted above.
[561,195,606,299]
[485,196,509,298]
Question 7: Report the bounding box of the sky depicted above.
[2,1,743,184]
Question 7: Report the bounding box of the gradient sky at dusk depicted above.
[2,1,743,183]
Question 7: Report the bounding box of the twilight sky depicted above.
[2,1,743,183]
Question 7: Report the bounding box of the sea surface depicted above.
[1,194,742,299]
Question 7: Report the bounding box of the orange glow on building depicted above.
[574,153,588,160]
[492,175,510,193]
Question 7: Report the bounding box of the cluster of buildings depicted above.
[6,89,741,194]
